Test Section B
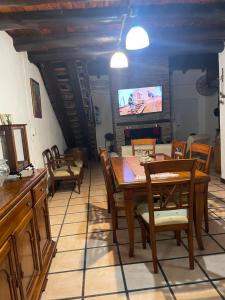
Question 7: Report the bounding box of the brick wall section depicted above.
[109,54,172,153]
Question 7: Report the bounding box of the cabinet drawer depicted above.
[33,176,47,202]
[0,191,32,247]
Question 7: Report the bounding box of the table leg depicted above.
[124,189,135,257]
[194,183,205,250]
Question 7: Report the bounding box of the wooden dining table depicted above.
[111,154,210,257]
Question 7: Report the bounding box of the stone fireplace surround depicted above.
[110,54,172,154]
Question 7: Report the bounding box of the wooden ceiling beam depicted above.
[14,32,118,52]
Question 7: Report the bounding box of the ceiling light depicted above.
[110,51,128,68]
[126,26,150,50]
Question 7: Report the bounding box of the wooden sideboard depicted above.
[0,168,56,300]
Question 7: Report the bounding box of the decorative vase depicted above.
[0,159,10,187]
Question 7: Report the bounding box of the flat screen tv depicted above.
[118,86,163,116]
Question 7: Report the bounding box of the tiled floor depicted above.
[41,163,225,300]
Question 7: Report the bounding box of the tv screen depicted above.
[118,86,163,116]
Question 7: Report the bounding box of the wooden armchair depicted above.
[136,159,196,273]
[171,140,187,159]
[131,138,156,156]
[190,143,213,232]
[42,149,82,196]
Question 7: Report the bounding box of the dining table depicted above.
[111,154,210,257]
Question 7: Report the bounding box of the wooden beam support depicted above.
[14,32,118,52]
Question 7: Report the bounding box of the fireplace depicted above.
[124,126,162,145]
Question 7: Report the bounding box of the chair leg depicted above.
[149,231,158,273]
[187,226,194,270]
[107,194,111,214]
[204,193,209,233]
[137,216,147,249]
[175,230,181,246]
[77,176,81,194]
[51,179,55,196]
[111,204,118,243]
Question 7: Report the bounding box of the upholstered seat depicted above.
[53,166,81,177]
[137,202,188,226]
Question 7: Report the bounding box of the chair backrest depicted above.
[131,138,156,156]
[51,145,60,159]
[171,140,187,159]
[99,147,107,155]
[142,159,196,228]
[100,150,115,200]
[189,143,212,174]
[42,149,56,175]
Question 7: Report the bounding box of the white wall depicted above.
[90,75,113,149]
[0,32,66,168]
[219,50,225,179]
[171,70,219,144]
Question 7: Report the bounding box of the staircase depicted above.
[39,59,98,158]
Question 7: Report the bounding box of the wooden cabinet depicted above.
[0,169,56,300]
[0,238,21,300]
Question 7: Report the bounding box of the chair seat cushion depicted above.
[113,192,147,208]
[136,202,188,226]
[74,160,83,168]
[54,166,81,177]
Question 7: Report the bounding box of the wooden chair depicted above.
[171,140,187,159]
[131,138,156,156]
[42,149,82,196]
[189,143,213,232]
[136,159,196,273]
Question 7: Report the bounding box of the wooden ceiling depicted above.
[0,0,224,63]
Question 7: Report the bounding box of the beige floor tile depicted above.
[214,280,225,297]
[210,208,225,218]
[51,192,71,200]
[90,184,106,190]
[85,266,124,296]
[49,198,69,207]
[213,234,225,248]
[51,224,61,237]
[41,270,83,299]
[90,195,108,203]
[88,219,112,232]
[197,253,225,279]
[160,258,207,284]
[89,293,127,300]
[50,214,64,225]
[208,185,224,192]
[172,282,221,300]
[88,209,111,220]
[72,190,89,197]
[208,198,225,209]
[157,239,188,259]
[64,212,88,223]
[117,229,142,244]
[124,262,166,290]
[210,190,225,199]
[57,234,86,251]
[129,288,173,300]
[90,190,107,197]
[49,250,84,272]
[69,197,88,205]
[119,243,152,264]
[86,245,119,268]
[208,219,225,234]
[183,235,224,256]
[67,203,89,213]
[89,201,108,211]
[60,222,87,235]
[87,231,114,248]
[49,206,67,216]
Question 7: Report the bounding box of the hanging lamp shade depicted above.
[110,51,128,68]
[126,26,150,50]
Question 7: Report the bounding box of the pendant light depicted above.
[110,51,128,68]
[126,26,150,50]
[110,14,128,69]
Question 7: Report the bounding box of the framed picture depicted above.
[30,78,42,118]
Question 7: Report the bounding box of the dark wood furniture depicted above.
[0,168,56,300]
[42,149,82,195]
[189,143,213,232]
[136,159,196,273]
[0,124,32,175]
[131,138,156,156]
[171,140,187,159]
[111,155,210,257]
